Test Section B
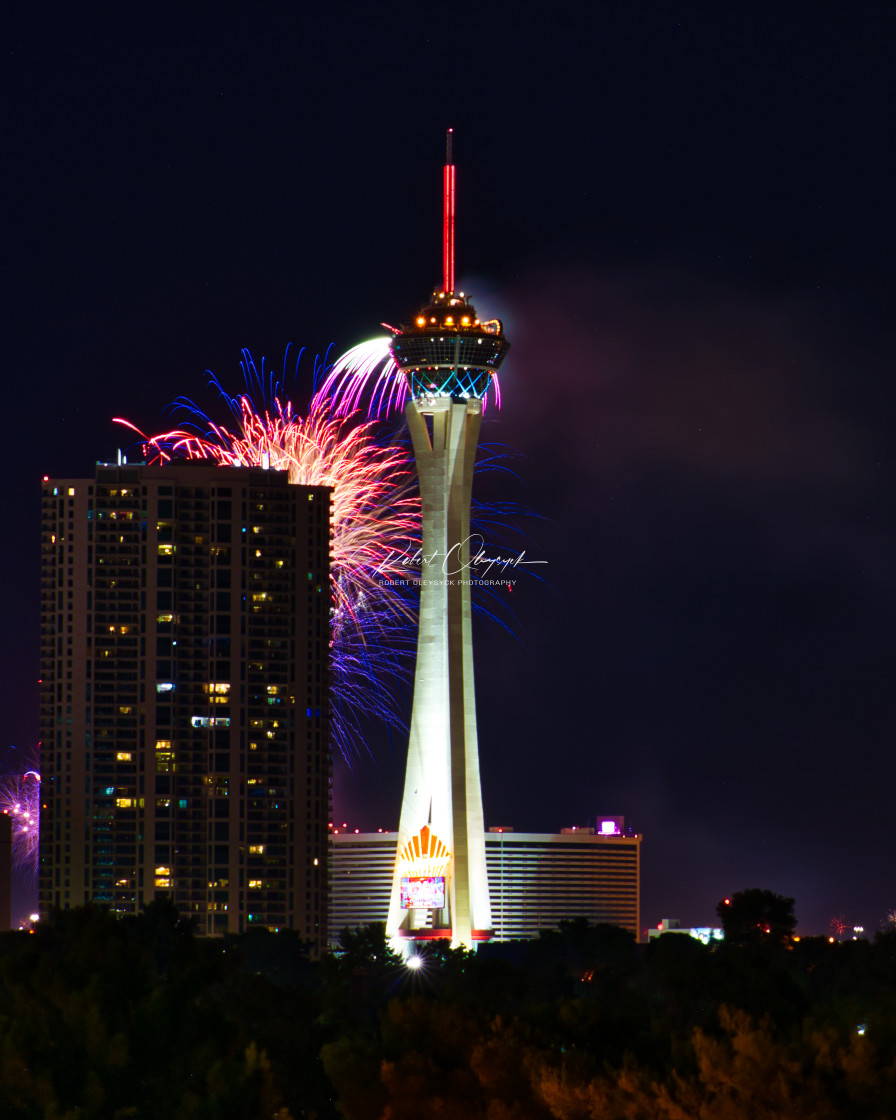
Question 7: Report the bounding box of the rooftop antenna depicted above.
[442,128,455,294]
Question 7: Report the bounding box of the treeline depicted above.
[2,900,896,1118]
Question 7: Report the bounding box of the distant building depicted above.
[647,918,723,944]
[330,822,641,945]
[39,461,331,948]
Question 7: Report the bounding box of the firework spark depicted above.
[117,353,421,760]
[0,766,41,875]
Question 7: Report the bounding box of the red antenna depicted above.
[442,128,455,294]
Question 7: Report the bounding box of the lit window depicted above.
[115,798,134,808]
[116,752,132,762]
[249,880,262,889]
[249,844,265,854]
[156,682,175,693]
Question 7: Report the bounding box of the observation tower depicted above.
[386,132,510,950]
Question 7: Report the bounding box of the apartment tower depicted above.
[39,461,331,946]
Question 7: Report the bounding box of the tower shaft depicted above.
[386,398,491,948]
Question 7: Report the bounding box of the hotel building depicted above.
[331,822,641,945]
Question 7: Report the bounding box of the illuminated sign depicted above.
[400,876,446,910]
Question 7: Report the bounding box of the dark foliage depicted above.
[4,905,896,1118]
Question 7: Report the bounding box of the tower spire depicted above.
[442,128,455,294]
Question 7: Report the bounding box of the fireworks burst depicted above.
[829,914,850,937]
[117,351,421,760]
[0,764,41,875]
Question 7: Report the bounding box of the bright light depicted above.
[29,913,39,923]
[406,956,423,970]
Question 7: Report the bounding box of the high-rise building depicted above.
[386,132,510,951]
[333,824,642,944]
[39,461,331,946]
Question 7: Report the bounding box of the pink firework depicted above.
[312,336,501,419]
[312,338,408,419]
[0,767,41,874]
[829,914,850,937]
[117,382,421,759]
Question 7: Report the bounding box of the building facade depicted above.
[39,461,331,946]
[332,824,641,945]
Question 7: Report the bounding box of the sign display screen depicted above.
[400,876,446,910]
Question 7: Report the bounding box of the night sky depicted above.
[5,4,894,934]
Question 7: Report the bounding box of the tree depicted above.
[717,888,797,947]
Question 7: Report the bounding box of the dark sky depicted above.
[4,3,894,934]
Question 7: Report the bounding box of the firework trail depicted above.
[116,351,420,761]
[0,763,41,875]
[312,336,540,653]
[312,336,501,419]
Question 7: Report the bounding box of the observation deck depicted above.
[389,289,510,402]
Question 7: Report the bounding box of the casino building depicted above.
[332,821,641,946]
